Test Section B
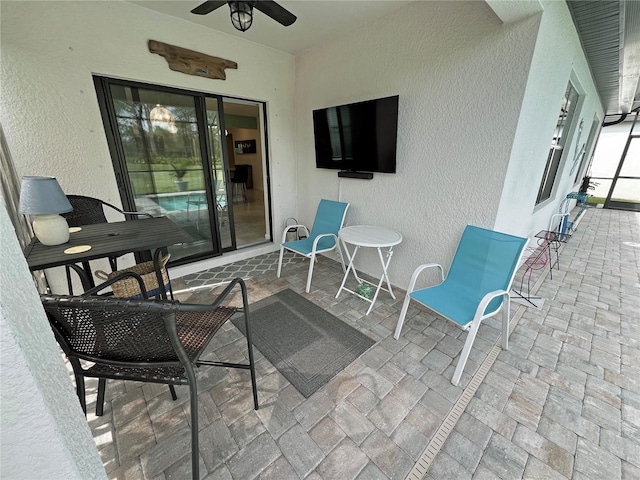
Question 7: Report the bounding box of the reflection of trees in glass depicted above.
[207,110,223,171]
[114,97,202,170]
[114,99,148,164]
[110,88,228,195]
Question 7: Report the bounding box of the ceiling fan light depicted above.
[229,1,253,32]
[150,104,175,124]
[150,104,177,133]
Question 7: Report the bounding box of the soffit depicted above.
[567,0,640,115]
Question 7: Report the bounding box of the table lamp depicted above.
[19,176,73,246]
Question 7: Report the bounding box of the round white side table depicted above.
[336,225,403,315]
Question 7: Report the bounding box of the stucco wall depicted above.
[294,0,540,288]
[0,202,106,479]
[495,0,604,237]
[0,0,296,289]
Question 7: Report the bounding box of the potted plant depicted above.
[171,161,191,192]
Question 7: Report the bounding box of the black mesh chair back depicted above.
[61,195,154,293]
[63,195,110,226]
[231,165,250,201]
[232,164,250,183]
[41,278,258,480]
[63,194,153,226]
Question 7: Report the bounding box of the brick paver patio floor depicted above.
[86,207,639,479]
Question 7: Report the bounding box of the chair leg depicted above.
[169,384,177,401]
[502,293,510,350]
[452,317,483,386]
[96,378,106,416]
[108,256,118,272]
[276,246,285,278]
[187,380,199,480]
[394,294,412,339]
[65,265,74,295]
[336,244,346,273]
[75,374,87,414]
[305,254,316,293]
[240,290,259,410]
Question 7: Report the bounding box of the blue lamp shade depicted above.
[19,176,73,215]
[19,176,73,246]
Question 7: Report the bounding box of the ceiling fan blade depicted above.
[253,1,297,26]
[191,1,227,15]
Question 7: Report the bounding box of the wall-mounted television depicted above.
[313,95,399,175]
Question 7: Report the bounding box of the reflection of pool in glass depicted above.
[152,193,207,212]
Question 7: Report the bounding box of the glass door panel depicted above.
[587,111,639,211]
[619,137,640,177]
[609,137,640,210]
[222,99,269,247]
[109,85,218,261]
[609,179,640,203]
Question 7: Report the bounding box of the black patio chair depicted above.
[62,195,154,294]
[41,276,259,480]
[231,164,249,202]
[63,194,152,226]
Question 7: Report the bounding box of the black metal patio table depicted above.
[24,216,192,295]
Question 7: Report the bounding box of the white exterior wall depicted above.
[495,0,604,237]
[294,1,540,288]
[0,202,106,479]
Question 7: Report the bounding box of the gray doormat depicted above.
[233,289,375,398]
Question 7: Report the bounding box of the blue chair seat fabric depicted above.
[282,235,337,255]
[410,287,501,328]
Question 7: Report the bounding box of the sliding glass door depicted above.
[94,78,237,264]
[607,120,640,211]
[589,111,640,211]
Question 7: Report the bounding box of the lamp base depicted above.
[33,214,70,246]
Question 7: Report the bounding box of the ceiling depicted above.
[129,1,412,55]
[567,0,640,117]
[130,1,639,117]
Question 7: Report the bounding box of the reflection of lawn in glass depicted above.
[125,154,225,194]
[129,169,205,194]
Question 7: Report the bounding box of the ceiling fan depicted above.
[191,1,297,32]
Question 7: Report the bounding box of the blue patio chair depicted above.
[186,181,227,229]
[277,199,350,293]
[394,225,528,386]
[186,190,207,229]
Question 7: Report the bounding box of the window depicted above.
[572,114,600,185]
[536,81,580,204]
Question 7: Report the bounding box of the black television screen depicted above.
[313,95,399,173]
